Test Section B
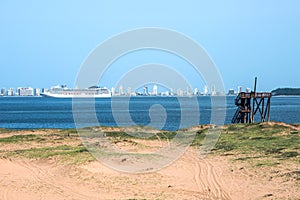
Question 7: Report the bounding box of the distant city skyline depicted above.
[0,83,270,97]
[1,1,299,91]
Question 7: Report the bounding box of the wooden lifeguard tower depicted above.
[232,77,272,123]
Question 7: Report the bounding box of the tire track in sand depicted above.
[2,159,92,200]
[188,153,232,200]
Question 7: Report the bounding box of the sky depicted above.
[0,0,299,92]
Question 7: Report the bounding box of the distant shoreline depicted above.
[273,95,300,97]
[272,88,300,96]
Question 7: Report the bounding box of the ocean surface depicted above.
[0,96,299,131]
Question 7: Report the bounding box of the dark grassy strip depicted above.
[0,134,44,143]
[9,145,87,158]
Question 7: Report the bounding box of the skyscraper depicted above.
[193,88,199,96]
[18,87,34,96]
[186,86,191,96]
[1,88,6,96]
[203,85,208,96]
[177,88,183,96]
[211,85,216,96]
[34,88,41,96]
[127,87,132,96]
[111,87,115,96]
[238,86,242,93]
[228,89,235,95]
[152,84,158,96]
[119,85,123,96]
[143,86,149,96]
[7,88,15,96]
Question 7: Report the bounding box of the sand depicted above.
[0,129,299,200]
[0,151,299,199]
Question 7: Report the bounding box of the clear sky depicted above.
[1,0,299,92]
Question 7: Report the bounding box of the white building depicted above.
[186,86,191,96]
[111,87,115,96]
[42,88,48,93]
[1,88,6,96]
[18,87,34,96]
[193,88,199,96]
[238,86,242,93]
[117,85,123,96]
[211,85,216,96]
[203,85,208,96]
[34,88,41,96]
[169,88,174,96]
[177,88,183,96]
[126,87,132,96]
[152,84,158,96]
[228,89,235,95]
[7,88,15,96]
[143,86,149,96]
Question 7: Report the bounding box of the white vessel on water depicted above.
[41,85,111,98]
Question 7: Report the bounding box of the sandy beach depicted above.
[0,123,299,200]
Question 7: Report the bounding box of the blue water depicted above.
[0,96,299,130]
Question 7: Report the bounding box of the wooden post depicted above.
[251,77,257,123]
[254,77,257,92]
[267,97,271,122]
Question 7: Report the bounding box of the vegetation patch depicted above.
[9,145,88,158]
[279,151,299,158]
[211,123,300,166]
[254,159,280,167]
[0,134,42,143]
[0,123,299,167]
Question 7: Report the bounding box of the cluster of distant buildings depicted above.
[110,85,248,97]
[0,85,249,97]
[227,86,252,96]
[0,87,42,97]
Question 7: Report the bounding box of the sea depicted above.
[0,96,299,131]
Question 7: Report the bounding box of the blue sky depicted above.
[0,0,299,92]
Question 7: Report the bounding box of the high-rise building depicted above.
[211,85,216,96]
[193,88,199,96]
[34,88,41,96]
[111,87,115,96]
[203,85,208,96]
[1,88,6,96]
[169,88,174,96]
[42,88,48,94]
[152,84,158,96]
[118,85,123,96]
[143,86,149,96]
[186,86,191,96]
[18,87,34,96]
[238,86,242,94]
[228,89,235,95]
[177,88,183,96]
[7,88,15,96]
[126,87,132,96]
